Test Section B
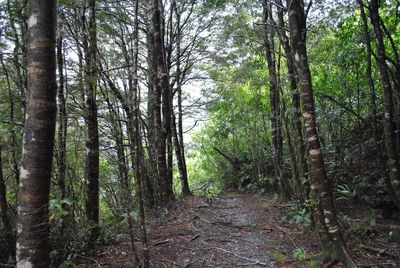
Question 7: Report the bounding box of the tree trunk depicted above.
[369,0,400,209]
[0,143,13,260]
[16,1,57,266]
[172,2,191,196]
[275,0,308,201]
[133,0,150,265]
[287,0,355,265]
[56,33,68,226]
[152,0,174,203]
[0,55,20,201]
[262,0,289,198]
[85,0,100,241]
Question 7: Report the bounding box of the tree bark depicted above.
[369,0,400,209]
[172,1,191,196]
[152,0,174,203]
[275,0,308,201]
[262,0,289,198]
[133,0,149,265]
[0,143,13,260]
[287,0,355,265]
[85,0,100,241]
[57,33,67,216]
[16,1,57,266]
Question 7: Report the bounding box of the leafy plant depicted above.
[49,198,72,222]
[336,184,356,201]
[285,203,312,229]
[293,247,307,260]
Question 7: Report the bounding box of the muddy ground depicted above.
[79,193,400,267]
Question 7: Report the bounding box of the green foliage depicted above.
[336,184,357,201]
[285,203,312,230]
[292,247,307,260]
[49,198,72,221]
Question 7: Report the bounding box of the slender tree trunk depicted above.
[132,0,150,265]
[7,0,27,119]
[16,1,57,266]
[0,143,13,260]
[0,56,20,200]
[85,0,100,241]
[152,0,174,203]
[358,0,378,138]
[262,1,289,198]
[287,0,355,266]
[369,0,400,209]
[172,2,191,196]
[145,12,160,206]
[357,0,396,202]
[275,0,308,201]
[57,33,67,217]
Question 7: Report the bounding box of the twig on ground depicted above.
[159,258,184,267]
[214,246,268,266]
[358,263,398,267]
[272,223,298,248]
[76,254,101,268]
[100,259,127,266]
[191,234,200,240]
[153,239,170,246]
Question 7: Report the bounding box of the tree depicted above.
[368,0,400,209]
[84,0,100,241]
[287,0,355,266]
[16,0,57,266]
[261,0,289,198]
[0,143,13,261]
[56,25,68,232]
[151,0,174,203]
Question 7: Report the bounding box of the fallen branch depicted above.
[358,263,398,267]
[153,239,170,246]
[191,234,200,241]
[214,247,268,266]
[361,244,399,259]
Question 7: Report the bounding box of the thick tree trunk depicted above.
[16,1,57,266]
[369,0,400,209]
[287,0,355,266]
[85,0,100,241]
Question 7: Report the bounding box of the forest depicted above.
[0,0,399,267]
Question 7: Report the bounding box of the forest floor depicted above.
[80,192,400,267]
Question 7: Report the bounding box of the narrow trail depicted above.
[90,193,319,267]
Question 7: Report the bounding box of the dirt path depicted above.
[91,193,319,267]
